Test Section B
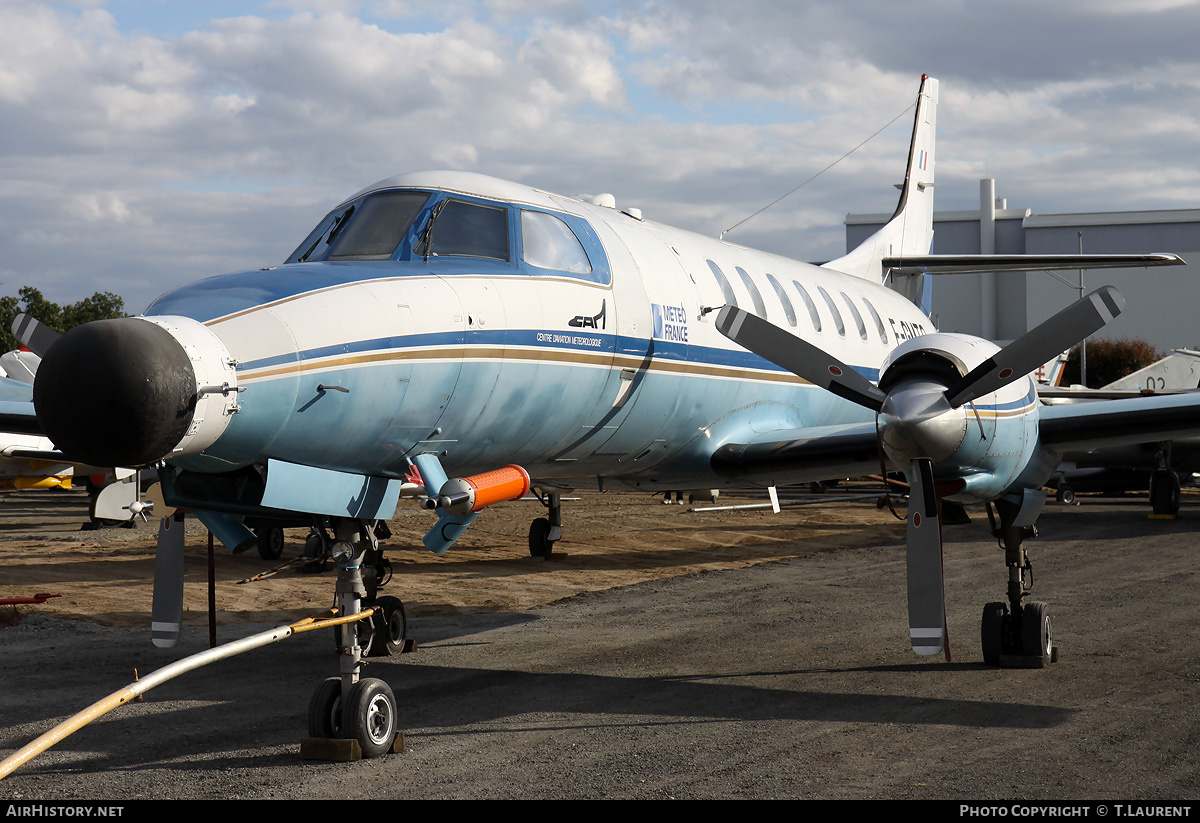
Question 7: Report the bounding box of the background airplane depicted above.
[1041,349,1200,509]
[3,75,1197,756]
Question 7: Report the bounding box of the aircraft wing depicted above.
[1037,392,1200,453]
[0,400,43,437]
[884,253,1185,276]
[711,392,1200,486]
[710,421,885,485]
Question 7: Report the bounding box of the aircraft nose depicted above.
[878,379,967,465]
[33,318,198,468]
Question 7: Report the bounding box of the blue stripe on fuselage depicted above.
[235,327,882,383]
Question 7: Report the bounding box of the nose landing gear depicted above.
[302,519,408,761]
[981,500,1058,668]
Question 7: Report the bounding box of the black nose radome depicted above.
[33,318,197,468]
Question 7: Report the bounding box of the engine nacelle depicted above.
[877,332,1040,502]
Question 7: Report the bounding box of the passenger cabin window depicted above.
[735,267,767,318]
[707,260,738,307]
[841,292,868,341]
[427,199,510,261]
[766,273,796,327]
[863,298,889,344]
[288,190,430,263]
[521,210,592,274]
[792,281,821,332]
[818,286,845,336]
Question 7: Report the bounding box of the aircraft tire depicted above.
[1150,471,1181,515]
[981,601,1007,665]
[346,678,398,758]
[1021,601,1053,667]
[255,526,285,560]
[372,596,407,656]
[529,517,554,559]
[1056,486,1075,505]
[307,677,343,739]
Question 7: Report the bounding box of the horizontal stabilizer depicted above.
[884,253,1185,275]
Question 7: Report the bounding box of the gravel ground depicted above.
[1,493,1198,799]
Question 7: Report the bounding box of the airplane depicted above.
[1040,349,1200,509]
[3,74,1198,758]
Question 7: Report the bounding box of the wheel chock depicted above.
[300,732,404,762]
[1148,513,1177,520]
[301,737,362,762]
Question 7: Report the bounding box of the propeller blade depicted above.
[716,306,887,411]
[11,313,62,358]
[944,286,1124,408]
[906,457,947,658]
[151,512,186,648]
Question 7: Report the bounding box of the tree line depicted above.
[0,287,127,353]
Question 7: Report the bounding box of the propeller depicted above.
[11,313,62,358]
[151,511,186,648]
[944,285,1124,408]
[906,457,946,657]
[717,286,1125,657]
[714,307,886,410]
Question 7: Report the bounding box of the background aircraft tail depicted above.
[823,75,938,288]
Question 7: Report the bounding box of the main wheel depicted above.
[1021,601,1053,666]
[1055,486,1075,505]
[372,595,407,656]
[981,601,1008,665]
[307,677,343,739]
[345,678,398,758]
[529,517,554,559]
[1150,471,1181,515]
[255,526,285,560]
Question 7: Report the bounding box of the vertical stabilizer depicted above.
[823,76,938,286]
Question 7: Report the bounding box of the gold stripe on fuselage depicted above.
[237,343,814,387]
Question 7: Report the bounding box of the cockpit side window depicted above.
[521,210,593,274]
[427,199,510,261]
[288,190,430,263]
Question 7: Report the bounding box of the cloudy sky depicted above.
[4,0,1200,312]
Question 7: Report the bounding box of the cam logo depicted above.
[651,303,688,342]
[569,300,606,330]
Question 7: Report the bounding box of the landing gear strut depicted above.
[981,499,1057,668]
[529,490,562,558]
[304,519,403,759]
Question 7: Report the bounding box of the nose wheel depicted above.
[982,500,1058,667]
[981,600,1055,667]
[307,676,399,759]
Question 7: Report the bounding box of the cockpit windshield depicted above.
[287,190,430,263]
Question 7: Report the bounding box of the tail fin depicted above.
[823,75,938,284]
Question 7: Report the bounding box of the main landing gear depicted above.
[528,489,562,559]
[981,499,1057,668]
[303,518,408,759]
[1149,445,1181,516]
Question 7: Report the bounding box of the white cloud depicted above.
[2,0,1200,309]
